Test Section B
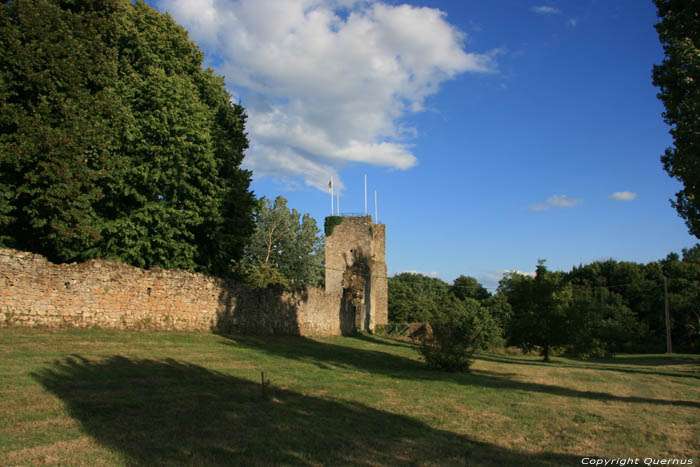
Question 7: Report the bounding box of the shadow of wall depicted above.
[32,355,585,466]
[226,334,700,409]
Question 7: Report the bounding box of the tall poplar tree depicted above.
[0,0,255,275]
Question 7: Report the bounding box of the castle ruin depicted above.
[324,216,388,333]
[0,216,388,336]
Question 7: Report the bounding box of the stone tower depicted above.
[325,216,387,333]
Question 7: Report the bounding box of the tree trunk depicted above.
[542,345,550,362]
[264,226,276,264]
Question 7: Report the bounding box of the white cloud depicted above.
[548,194,583,207]
[476,270,529,289]
[567,18,578,27]
[159,0,494,192]
[609,191,637,201]
[530,203,551,212]
[504,269,536,277]
[531,6,561,15]
[529,194,583,211]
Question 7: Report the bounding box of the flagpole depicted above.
[375,190,378,223]
[330,177,334,215]
[364,174,367,216]
[337,195,339,216]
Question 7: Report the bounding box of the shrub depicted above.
[419,297,503,372]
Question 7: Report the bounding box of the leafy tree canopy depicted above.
[419,296,503,372]
[652,0,700,238]
[566,286,642,358]
[388,273,449,323]
[450,275,491,301]
[0,0,255,275]
[241,196,324,287]
[499,260,572,361]
[497,251,700,356]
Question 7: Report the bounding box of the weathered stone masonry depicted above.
[325,216,388,332]
[0,216,388,336]
[0,248,341,336]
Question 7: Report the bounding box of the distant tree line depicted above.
[388,272,511,371]
[389,246,700,369]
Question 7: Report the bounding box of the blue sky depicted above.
[151,0,697,289]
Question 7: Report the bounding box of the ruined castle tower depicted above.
[325,216,387,333]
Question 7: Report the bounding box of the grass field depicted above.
[0,328,698,466]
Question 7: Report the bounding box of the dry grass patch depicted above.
[5,435,117,466]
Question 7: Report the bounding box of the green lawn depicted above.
[0,328,698,466]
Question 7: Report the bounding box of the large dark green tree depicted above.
[0,0,255,275]
[565,286,641,357]
[449,275,491,302]
[0,0,121,259]
[388,273,450,323]
[499,261,572,361]
[652,0,700,238]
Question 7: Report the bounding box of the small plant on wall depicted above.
[324,216,344,237]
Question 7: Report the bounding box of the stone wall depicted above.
[0,248,342,336]
[370,223,388,326]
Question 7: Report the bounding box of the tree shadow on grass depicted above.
[348,332,418,350]
[33,355,581,466]
[477,354,700,381]
[222,335,700,409]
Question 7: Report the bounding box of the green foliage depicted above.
[661,250,700,353]
[0,0,255,275]
[682,244,700,263]
[388,272,450,323]
[0,0,122,259]
[239,260,291,289]
[499,261,572,361]
[568,254,700,354]
[242,196,324,287]
[450,275,491,301]
[481,294,513,338]
[324,216,344,237]
[375,323,410,337]
[652,0,700,239]
[566,287,642,358]
[495,251,700,356]
[419,297,503,372]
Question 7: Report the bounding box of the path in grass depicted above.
[0,328,698,466]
